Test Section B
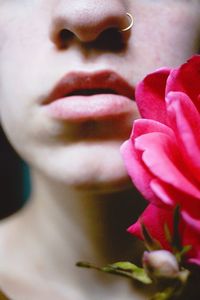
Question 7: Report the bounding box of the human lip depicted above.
[42,71,135,122]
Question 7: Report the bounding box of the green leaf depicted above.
[76,261,152,284]
[164,223,172,245]
[107,261,138,271]
[103,261,152,284]
[175,245,192,264]
[179,245,192,257]
[141,223,162,251]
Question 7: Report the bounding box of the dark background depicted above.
[0,126,28,219]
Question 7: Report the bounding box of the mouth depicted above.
[44,70,134,103]
[42,70,135,122]
[67,88,118,97]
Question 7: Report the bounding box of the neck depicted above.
[18,169,146,291]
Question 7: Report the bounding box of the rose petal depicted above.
[121,119,174,204]
[127,204,173,250]
[120,140,157,203]
[135,68,171,124]
[150,179,174,206]
[135,132,200,198]
[166,91,200,182]
[131,119,174,140]
[188,258,200,266]
[151,179,200,219]
[182,211,200,233]
[128,204,200,265]
[181,211,200,265]
[166,55,200,111]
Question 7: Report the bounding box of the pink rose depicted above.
[121,56,200,265]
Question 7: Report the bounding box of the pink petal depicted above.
[127,204,173,250]
[120,140,157,203]
[128,204,200,265]
[166,91,200,182]
[166,55,200,111]
[187,258,200,266]
[131,119,174,140]
[150,179,174,206]
[121,119,174,204]
[181,211,200,265]
[151,179,200,219]
[182,211,200,233]
[135,68,171,124]
[135,132,200,198]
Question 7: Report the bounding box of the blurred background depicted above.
[0,126,30,219]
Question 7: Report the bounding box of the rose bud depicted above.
[142,250,179,279]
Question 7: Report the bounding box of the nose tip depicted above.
[50,1,128,45]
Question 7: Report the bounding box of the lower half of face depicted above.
[0,93,139,192]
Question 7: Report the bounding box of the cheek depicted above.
[160,9,199,53]
[129,2,200,80]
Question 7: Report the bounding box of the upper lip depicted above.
[43,70,135,104]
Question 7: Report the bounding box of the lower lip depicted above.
[43,94,135,122]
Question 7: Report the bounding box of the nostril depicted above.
[59,29,74,48]
[88,28,126,52]
[57,29,74,49]
[59,29,74,41]
[54,27,127,52]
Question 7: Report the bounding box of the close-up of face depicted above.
[0,0,199,192]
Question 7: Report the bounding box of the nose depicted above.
[50,0,129,46]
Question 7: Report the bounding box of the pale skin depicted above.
[0,0,199,299]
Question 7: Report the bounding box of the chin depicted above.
[65,173,133,194]
[32,154,132,194]
[23,140,133,193]
[40,164,133,194]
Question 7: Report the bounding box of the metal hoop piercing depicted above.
[120,13,134,32]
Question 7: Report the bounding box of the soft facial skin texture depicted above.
[0,0,199,191]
